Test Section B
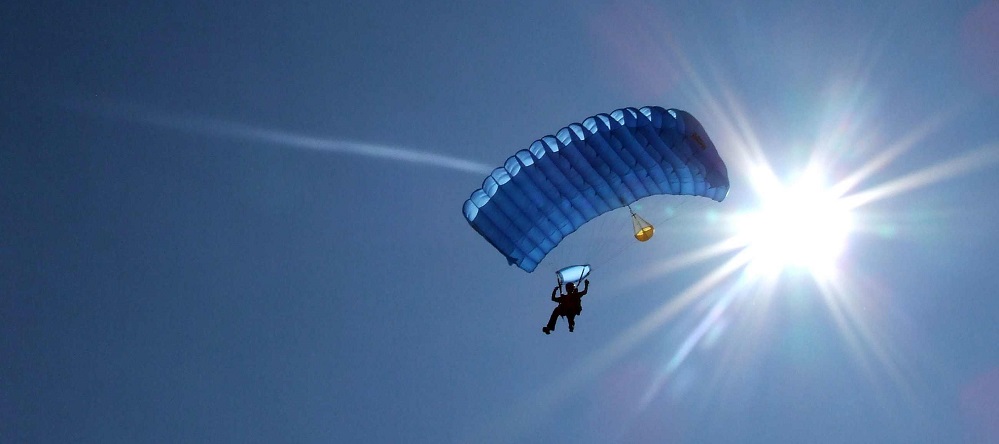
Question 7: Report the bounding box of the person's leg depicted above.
[544,308,560,333]
[567,314,576,332]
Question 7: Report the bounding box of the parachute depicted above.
[462,106,729,272]
[556,264,591,288]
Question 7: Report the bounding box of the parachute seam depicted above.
[466,197,534,269]
[541,140,603,220]
[483,185,546,268]
[607,109,653,202]
[508,152,571,259]
[513,149,573,231]
[497,174,561,261]
[555,129,619,213]
[587,111,641,203]
[611,118,667,197]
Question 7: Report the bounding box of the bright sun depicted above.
[736,170,854,278]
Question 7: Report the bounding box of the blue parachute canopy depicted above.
[556,265,591,287]
[463,106,729,272]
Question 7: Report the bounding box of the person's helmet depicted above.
[566,283,576,292]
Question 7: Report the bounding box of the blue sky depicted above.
[3,1,998,443]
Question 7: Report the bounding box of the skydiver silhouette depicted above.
[542,279,588,335]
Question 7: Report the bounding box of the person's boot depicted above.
[542,326,551,335]
[569,325,574,332]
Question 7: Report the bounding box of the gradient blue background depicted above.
[3,1,998,443]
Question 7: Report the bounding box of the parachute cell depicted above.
[463,106,729,272]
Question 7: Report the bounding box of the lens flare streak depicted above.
[549,35,999,424]
[841,144,999,210]
[76,101,495,175]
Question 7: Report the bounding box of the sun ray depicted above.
[469,249,751,442]
[841,144,999,209]
[813,274,921,406]
[655,34,775,187]
[550,250,754,411]
[609,249,752,351]
[802,32,893,170]
[687,70,776,185]
[830,108,964,197]
[519,251,750,419]
[813,275,887,383]
[626,236,747,286]
[639,274,751,407]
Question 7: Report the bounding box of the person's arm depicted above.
[578,279,589,296]
[552,286,561,302]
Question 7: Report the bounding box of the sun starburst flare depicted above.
[526,44,999,433]
[616,87,999,413]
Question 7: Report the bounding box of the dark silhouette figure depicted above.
[543,280,588,335]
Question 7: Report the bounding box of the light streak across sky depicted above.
[72,101,495,175]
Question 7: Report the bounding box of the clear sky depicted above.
[3,1,998,443]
